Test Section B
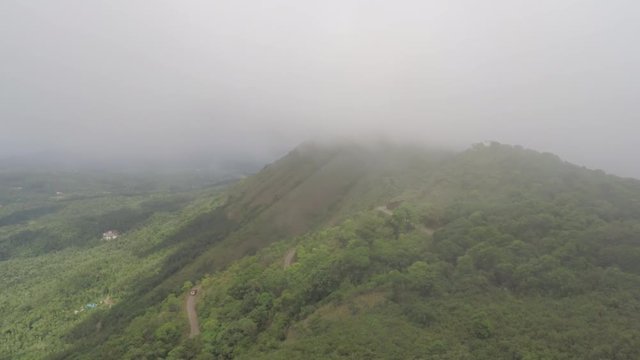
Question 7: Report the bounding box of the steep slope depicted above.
[225,142,446,235]
[153,141,447,285]
[201,144,640,359]
[46,142,640,359]
[44,142,445,359]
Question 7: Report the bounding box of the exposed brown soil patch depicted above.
[284,248,297,269]
[185,285,202,338]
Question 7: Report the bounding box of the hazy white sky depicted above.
[1,1,639,176]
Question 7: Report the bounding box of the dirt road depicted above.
[185,286,201,338]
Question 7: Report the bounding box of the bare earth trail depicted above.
[375,206,393,216]
[185,286,202,338]
[284,248,297,269]
[376,205,435,235]
[417,224,435,236]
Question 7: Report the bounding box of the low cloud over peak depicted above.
[2,1,639,177]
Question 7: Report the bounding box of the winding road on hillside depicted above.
[185,286,202,338]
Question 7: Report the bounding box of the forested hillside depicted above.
[4,142,640,359]
[0,171,238,359]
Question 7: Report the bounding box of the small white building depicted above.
[102,230,119,240]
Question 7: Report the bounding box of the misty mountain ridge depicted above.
[4,2,640,358]
[0,140,633,359]
[4,1,640,180]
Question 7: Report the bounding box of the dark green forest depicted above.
[3,142,640,359]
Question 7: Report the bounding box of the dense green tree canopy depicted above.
[3,143,640,359]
